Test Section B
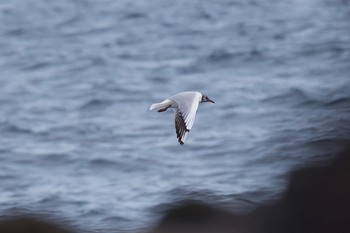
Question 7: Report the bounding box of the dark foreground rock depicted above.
[0,217,74,233]
[151,145,350,233]
[151,201,246,233]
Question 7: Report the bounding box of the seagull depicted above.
[150,91,215,145]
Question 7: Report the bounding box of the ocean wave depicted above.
[260,88,318,107]
[79,99,113,111]
[1,121,48,135]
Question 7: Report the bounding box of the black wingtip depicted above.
[180,141,184,145]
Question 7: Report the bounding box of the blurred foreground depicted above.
[1,140,349,233]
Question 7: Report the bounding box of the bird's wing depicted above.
[174,109,190,145]
[171,92,200,144]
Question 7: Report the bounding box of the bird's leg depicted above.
[158,105,171,112]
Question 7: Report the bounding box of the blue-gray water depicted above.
[0,0,349,232]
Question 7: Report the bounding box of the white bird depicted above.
[150,91,215,145]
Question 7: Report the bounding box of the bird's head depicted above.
[200,93,215,103]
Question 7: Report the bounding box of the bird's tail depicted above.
[149,99,171,111]
[150,103,162,111]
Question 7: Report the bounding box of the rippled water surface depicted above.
[0,0,350,231]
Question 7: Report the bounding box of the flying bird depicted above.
[150,91,215,145]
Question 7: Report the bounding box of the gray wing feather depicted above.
[171,92,200,131]
[174,109,189,145]
[171,92,201,144]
